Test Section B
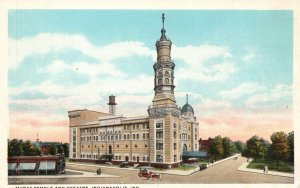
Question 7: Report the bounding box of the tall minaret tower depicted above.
[148,14,181,165]
[148,13,180,117]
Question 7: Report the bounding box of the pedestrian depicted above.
[265,166,268,173]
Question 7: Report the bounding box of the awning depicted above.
[8,163,17,170]
[38,161,56,170]
[17,163,36,170]
[182,151,207,158]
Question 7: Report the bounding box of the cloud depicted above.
[40,59,124,78]
[242,53,255,62]
[8,33,154,69]
[245,84,292,108]
[219,82,265,99]
[172,44,236,83]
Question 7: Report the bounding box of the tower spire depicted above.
[186,94,189,104]
[162,13,165,28]
[160,13,166,39]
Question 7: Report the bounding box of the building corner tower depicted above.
[148,13,181,166]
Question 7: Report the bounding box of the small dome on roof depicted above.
[181,94,194,114]
[181,103,194,114]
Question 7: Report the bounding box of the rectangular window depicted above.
[146,124,149,129]
[146,133,149,139]
[156,155,163,162]
[137,134,139,139]
[174,143,177,150]
[156,131,163,139]
[133,134,136,140]
[173,123,176,128]
[156,143,163,150]
[174,131,177,139]
[156,123,163,128]
[174,155,177,162]
[143,133,145,139]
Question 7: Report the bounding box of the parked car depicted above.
[199,164,207,171]
[119,162,129,168]
[104,162,113,166]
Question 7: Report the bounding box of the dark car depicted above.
[119,162,129,168]
[199,164,207,171]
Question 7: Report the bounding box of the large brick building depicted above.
[68,14,199,168]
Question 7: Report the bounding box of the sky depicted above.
[8,10,293,143]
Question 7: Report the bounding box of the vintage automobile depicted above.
[138,166,161,180]
[119,161,129,168]
[199,164,207,171]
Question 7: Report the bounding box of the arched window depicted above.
[164,78,169,84]
[158,79,162,85]
[165,71,170,77]
[158,72,163,77]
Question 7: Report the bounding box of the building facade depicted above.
[68,14,199,167]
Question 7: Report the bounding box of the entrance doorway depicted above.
[125,156,129,161]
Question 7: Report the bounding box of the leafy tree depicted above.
[48,144,57,155]
[245,135,266,161]
[260,138,270,162]
[23,140,33,156]
[270,132,289,168]
[222,137,232,158]
[209,135,224,161]
[234,140,245,153]
[287,131,294,163]
[62,143,69,157]
[56,144,64,155]
[8,139,24,156]
[31,146,41,156]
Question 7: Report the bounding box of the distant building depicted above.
[32,141,62,155]
[68,14,199,168]
[198,138,212,152]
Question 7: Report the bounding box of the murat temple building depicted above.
[68,14,199,168]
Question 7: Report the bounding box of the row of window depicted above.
[81,144,148,149]
[81,133,150,142]
[123,124,149,130]
[180,133,190,140]
[80,154,150,162]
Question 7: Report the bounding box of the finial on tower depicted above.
[162,13,165,28]
[160,13,167,39]
[186,94,189,104]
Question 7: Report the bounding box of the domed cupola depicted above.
[181,94,194,115]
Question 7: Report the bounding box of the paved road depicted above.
[9,157,293,184]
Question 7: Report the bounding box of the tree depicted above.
[23,140,33,156]
[8,139,24,156]
[270,132,289,168]
[234,140,245,153]
[62,143,69,158]
[209,135,224,161]
[245,135,266,161]
[56,144,64,155]
[48,144,57,155]
[287,131,294,163]
[222,137,232,158]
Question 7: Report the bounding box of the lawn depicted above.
[247,159,294,173]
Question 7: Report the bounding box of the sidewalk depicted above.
[207,153,241,168]
[67,154,241,176]
[8,169,119,179]
[238,159,294,178]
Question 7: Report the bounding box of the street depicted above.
[9,156,293,184]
